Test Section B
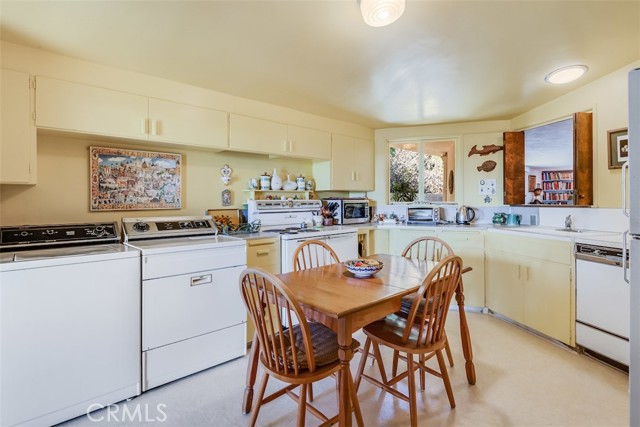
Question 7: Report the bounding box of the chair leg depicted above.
[355,337,372,391]
[250,372,270,427]
[444,335,454,367]
[406,354,418,427]
[348,369,365,427]
[436,349,456,409]
[419,354,426,391]
[371,341,388,384]
[392,349,400,376]
[308,383,314,402]
[297,383,307,427]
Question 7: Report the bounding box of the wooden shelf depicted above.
[242,189,313,202]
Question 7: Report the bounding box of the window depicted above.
[389,140,450,203]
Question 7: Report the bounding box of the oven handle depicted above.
[191,274,213,287]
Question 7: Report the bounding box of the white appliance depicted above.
[0,223,140,427]
[246,199,358,272]
[122,216,247,392]
[626,67,640,426]
[575,243,629,366]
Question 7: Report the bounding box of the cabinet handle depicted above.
[517,265,521,280]
[256,250,271,256]
[190,274,212,287]
[141,118,148,135]
[151,120,158,136]
[282,140,288,152]
[289,140,294,152]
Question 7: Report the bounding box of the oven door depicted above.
[407,207,437,223]
[342,201,369,224]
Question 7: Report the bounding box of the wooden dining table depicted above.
[241,253,476,427]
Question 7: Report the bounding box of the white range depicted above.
[122,216,247,392]
[246,199,358,272]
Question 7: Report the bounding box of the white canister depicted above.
[260,174,271,190]
[296,176,306,191]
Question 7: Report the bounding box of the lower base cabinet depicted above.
[486,232,573,345]
[245,237,280,343]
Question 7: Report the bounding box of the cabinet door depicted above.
[1,69,36,184]
[229,114,287,155]
[438,230,485,307]
[35,76,148,139]
[371,229,390,255]
[485,250,524,323]
[388,229,437,256]
[148,98,228,149]
[330,134,374,190]
[524,258,572,344]
[287,125,331,160]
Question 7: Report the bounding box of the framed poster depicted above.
[607,128,628,169]
[90,146,182,211]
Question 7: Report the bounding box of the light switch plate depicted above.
[479,179,496,195]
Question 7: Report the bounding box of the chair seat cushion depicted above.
[282,322,360,371]
[363,313,445,353]
[399,294,435,317]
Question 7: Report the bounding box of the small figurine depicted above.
[531,188,544,204]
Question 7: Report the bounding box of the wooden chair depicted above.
[291,239,341,402]
[392,236,456,376]
[354,255,463,427]
[239,267,362,427]
[292,239,340,272]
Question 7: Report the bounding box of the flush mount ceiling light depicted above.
[360,0,405,27]
[544,65,589,85]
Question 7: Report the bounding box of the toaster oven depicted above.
[407,206,441,224]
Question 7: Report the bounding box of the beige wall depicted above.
[372,121,510,206]
[511,59,640,208]
[0,133,313,226]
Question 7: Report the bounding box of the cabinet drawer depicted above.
[438,230,484,248]
[143,265,246,350]
[247,238,280,270]
[485,232,571,264]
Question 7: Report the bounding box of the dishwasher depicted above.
[575,243,629,368]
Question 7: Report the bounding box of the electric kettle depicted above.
[456,205,476,224]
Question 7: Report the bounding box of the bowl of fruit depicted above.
[344,259,383,278]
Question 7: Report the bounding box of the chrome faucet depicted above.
[565,215,572,230]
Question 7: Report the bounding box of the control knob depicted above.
[133,222,150,232]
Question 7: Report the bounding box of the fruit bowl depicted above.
[344,259,383,278]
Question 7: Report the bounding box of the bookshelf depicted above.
[541,170,573,204]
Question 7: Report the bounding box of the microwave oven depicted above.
[322,198,370,225]
[407,206,441,224]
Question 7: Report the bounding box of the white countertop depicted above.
[350,222,624,247]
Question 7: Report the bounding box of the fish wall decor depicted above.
[468,144,504,156]
[477,160,497,172]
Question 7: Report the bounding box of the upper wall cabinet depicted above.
[229,114,331,160]
[1,69,37,184]
[35,77,228,149]
[314,134,374,191]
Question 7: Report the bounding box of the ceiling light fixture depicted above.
[360,0,405,27]
[544,65,588,85]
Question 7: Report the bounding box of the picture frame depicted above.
[90,146,182,211]
[607,128,629,169]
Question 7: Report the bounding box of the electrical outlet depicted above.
[479,179,496,195]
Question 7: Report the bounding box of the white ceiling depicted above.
[1,1,639,129]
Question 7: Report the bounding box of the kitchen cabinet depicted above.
[147,98,228,149]
[485,232,573,344]
[438,230,485,307]
[35,76,228,149]
[1,69,36,184]
[245,237,280,343]
[229,114,331,159]
[314,134,374,191]
[388,228,437,255]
